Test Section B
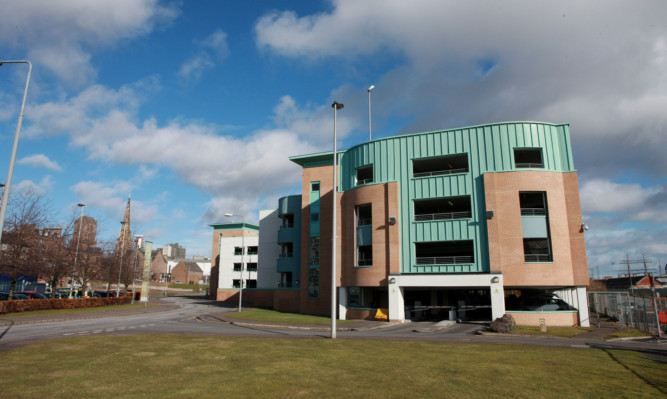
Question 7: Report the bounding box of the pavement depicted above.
[2,296,665,343]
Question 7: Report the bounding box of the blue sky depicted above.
[1,1,665,277]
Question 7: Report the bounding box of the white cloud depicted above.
[580,179,660,215]
[255,1,667,178]
[0,0,178,87]
[17,154,62,171]
[178,29,230,81]
[11,176,53,196]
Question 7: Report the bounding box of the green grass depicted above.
[0,303,154,319]
[170,283,209,290]
[0,335,664,398]
[511,325,595,338]
[604,328,652,340]
[226,307,353,325]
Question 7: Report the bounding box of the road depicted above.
[1,296,666,362]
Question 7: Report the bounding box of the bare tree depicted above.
[0,188,51,299]
[41,222,74,295]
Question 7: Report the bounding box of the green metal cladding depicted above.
[293,122,575,274]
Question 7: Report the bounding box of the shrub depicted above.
[0,296,132,314]
[490,313,516,333]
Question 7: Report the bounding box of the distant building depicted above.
[210,223,259,295]
[170,260,204,284]
[73,216,97,249]
[150,249,169,282]
[163,243,186,260]
[115,195,132,253]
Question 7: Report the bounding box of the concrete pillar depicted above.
[490,274,505,320]
[576,286,590,327]
[388,281,405,322]
[338,287,347,320]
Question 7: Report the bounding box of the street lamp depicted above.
[367,85,375,141]
[331,101,343,339]
[0,60,32,245]
[117,221,127,296]
[225,213,245,313]
[69,203,85,298]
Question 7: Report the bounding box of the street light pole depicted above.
[0,60,32,245]
[331,101,344,339]
[225,213,246,312]
[69,203,85,298]
[368,85,374,141]
[117,221,127,296]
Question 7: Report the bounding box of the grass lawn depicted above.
[0,303,154,319]
[0,335,665,398]
[605,328,652,340]
[227,307,353,325]
[511,325,594,338]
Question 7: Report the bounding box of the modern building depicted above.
[213,121,590,327]
[209,223,259,299]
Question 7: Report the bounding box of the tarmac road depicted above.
[1,296,666,362]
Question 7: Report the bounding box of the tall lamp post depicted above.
[367,85,374,141]
[117,221,127,296]
[225,213,245,312]
[331,101,344,339]
[69,203,85,298]
[0,60,32,245]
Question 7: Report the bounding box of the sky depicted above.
[0,0,665,277]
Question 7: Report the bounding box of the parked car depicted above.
[16,291,48,299]
[12,293,30,300]
[520,295,575,311]
[92,290,116,298]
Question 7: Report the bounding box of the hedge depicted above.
[0,296,133,314]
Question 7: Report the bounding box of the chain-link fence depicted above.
[589,290,666,336]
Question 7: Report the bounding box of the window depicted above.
[234,247,243,255]
[308,268,319,298]
[356,165,374,185]
[311,213,319,222]
[514,148,543,168]
[414,196,471,221]
[280,213,294,229]
[247,246,258,255]
[520,191,552,262]
[415,240,474,265]
[246,280,257,288]
[280,242,293,258]
[413,154,469,177]
[233,263,242,271]
[311,182,320,191]
[309,236,320,265]
[520,192,547,215]
[356,204,372,226]
[233,279,241,288]
[357,245,373,266]
[523,238,552,262]
[246,262,258,272]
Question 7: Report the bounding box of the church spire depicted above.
[116,195,132,253]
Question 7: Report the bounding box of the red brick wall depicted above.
[484,171,589,287]
[340,182,401,287]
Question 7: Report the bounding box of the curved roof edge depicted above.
[289,121,568,167]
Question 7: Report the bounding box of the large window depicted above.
[280,213,294,229]
[415,240,474,265]
[514,148,543,168]
[414,196,471,221]
[356,165,374,185]
[247,246,258,255]
[413,154,469,177]
[520,191,552,262]
[357,245,373,266]
[356,204,372,226]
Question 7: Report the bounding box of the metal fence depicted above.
[588,290,666,336]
